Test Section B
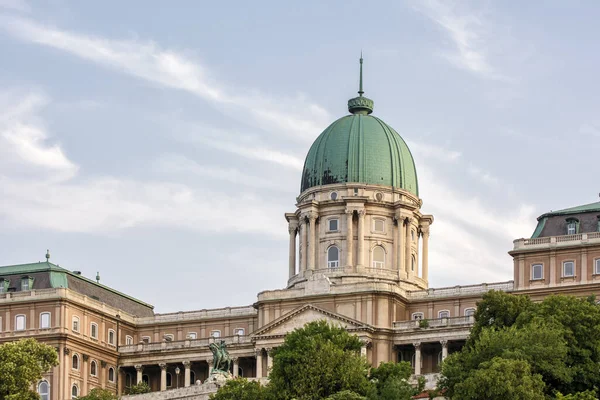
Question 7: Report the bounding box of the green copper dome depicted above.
[300,57,419,195]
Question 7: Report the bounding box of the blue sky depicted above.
[1,0,599,312]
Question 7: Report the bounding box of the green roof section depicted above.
[300,114,419,195]
[0,261,153,309]
[531,217,547,238]
[300,56,418,195]
[537,201,600,220]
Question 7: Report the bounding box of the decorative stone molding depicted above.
[134,364,143,372]
[254,349,263,358]
[413,342,421,349]
[101,361,107,368]
[82,354,89,362]
[440,340,448,347]
[182,360,191,368]
[63,347,70,355]
[158,363,167,371]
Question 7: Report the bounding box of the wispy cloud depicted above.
[0,16,330,141]
[408,140,462,163]
[0,0,29,12]
[413,0,502,80]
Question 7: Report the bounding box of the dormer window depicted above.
[0,279,8,293]
[566,218,579,235]
[21,276,33,291]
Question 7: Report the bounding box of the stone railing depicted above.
[135,306,257,325]
[406,281,514,300]
[119,335,252,354]
[393,315,474,330]
[513,232,600,250]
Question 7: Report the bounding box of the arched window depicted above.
[15,314,26,331]
[210,330,221,338]
[125,373,132,387]
[142,375,149,384]
[327,246,339,268]
[464,308,476,317]
[72,354,79,370]
[38,381,50,400]
[108,329,116,345]
[90,322,98,339]
[40,312,51,329]
[190,370,196,384]
[412,312,424,320]
[108,367,115,382]
[438,310,450,319]
[71,384,79,399]
[411,255,416,272]
[372,246,385,268]
[72,316,80,332]
[237,366,244,377]
[126,335,133,345]
[90,360,97,376]
[166,372,172,387]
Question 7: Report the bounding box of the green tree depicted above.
[125,382,151,395]
[555,390,598,400]
[209,378,268,400]
[325,390,366,400]
[452,358,545,400]
[266,320,370,400]
[367,362,423,400]
[0,338,59,400]
[77,388,118,400]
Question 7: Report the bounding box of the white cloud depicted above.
[414,0,501,80]
[0,16,330,141]
[0,0,29,12]
[408,140,462,163]
[467,164,499,187]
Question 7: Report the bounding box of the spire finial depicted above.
[358,52,364,97]
[45,249,50,262]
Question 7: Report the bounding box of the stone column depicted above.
[232,358,239,378]
[346,209,354,267]
[63,347,70,397]
[159,363,167,391]
[300,219,308,272]
[82,354,89,394]
[360,340,370,358]
[405,218,413,277]
[208,358,214,375]
[101,361,107,389]
[183,361,191,387]
[581,249,588,283]
[135,364,143,384]
[357,209,365,267]
[255,350,263,378]
[308,213,318,270]
[288,224,298,278]
[413,342,421,375]
[393,217,399,271]
[266,348,274,373]
[440,340,448,361]
[549,251,556,286]
[422,228,430,281]
[398,215,406,278]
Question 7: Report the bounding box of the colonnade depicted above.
[410,339,449,376]
[286,209,431,282]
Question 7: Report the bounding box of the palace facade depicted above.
[2,60,600,400]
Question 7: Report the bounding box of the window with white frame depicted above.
[464,308,476,317]
[40,312,51,329]
[38,381,49,400]
[71,384,79,399]
[21,276,32,291]
[328,218,339,232]
[438,310,450,319]
[187,332,197,339]
[108,367,115,382]
[164,334,174,342]
[532,264,544,280]
[142,336,150,344]
[327,246,340,268]
[595,259,600,275]
[108,329,116,345]
[90,360,97,376]
[15,314,26,331]
[0,279,8,293]
[567,221,577,235]
[126,335,133,345]
[373,218,385,233]
[563,261,575,277]
[72,316,80,332]
[234,328,245,336]
[211,330,221,338]
[372,246,385,268]
[412,312,424,320]
[90,323,98,339]
[72,354,79,370]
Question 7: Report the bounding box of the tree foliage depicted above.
[440,291,600,398]
[325,390,366,400]
[77,388,118,400]
[367,361,423,400]
[125,382,151,395]
[0,338,59,400]
[267,320,370,400]
[209,378,269,400]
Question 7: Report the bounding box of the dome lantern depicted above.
[347,54,374,115]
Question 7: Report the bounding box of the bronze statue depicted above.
[209,341,231,375]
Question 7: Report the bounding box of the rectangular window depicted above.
[164,334,174,341]
[21,278,29,291]
[412,312,424,320]
[567,222,576,235]
[15,315,26,331]
[108,330,115,345]
[563,261,575,277]
[328,219,338,232]
[211,330,221,338]
[142,336,150,344]
[373,219,385,232]
[187,332,197,339]
[90,323,98,339]
[595,259,600,275]
[40,313,51,329]
[72,317,79,332]
[126,336,133,345]
[438,310,450,319]
[234,328,245,336]
[532,264,543,280]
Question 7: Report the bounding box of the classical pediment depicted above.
[252,304,372,338]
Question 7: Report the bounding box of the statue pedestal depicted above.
[205,371,232,387]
